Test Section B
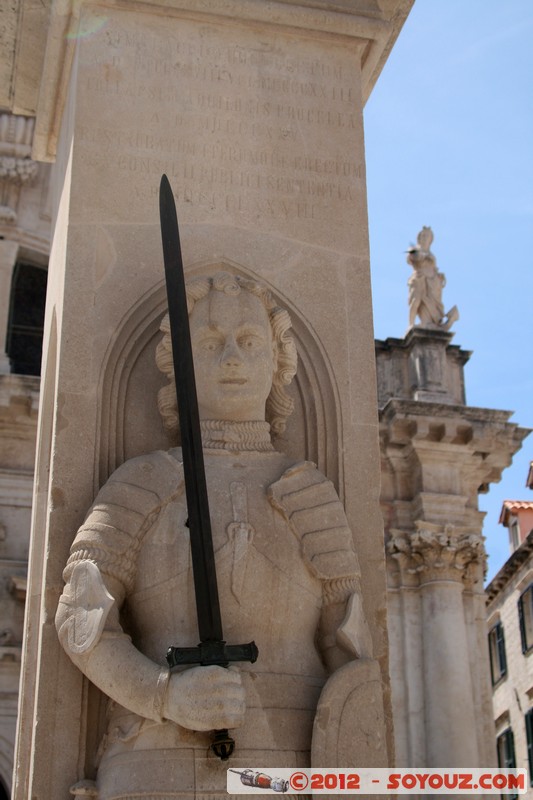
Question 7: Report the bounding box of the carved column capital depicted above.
[0,156,38,184]
[387,521,486,586]
[0,114,38,224]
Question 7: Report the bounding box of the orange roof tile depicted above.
[499,499,533,525]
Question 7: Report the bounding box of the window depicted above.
[488,622,507,684]
[497,728,517,799]
[510,518,520,550]
[6,261,47,376]
[526,709,533,786]
[519,586,533,653]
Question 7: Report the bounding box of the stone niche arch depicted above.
[96,260,343,496]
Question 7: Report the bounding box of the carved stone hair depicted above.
[155,272,298,439]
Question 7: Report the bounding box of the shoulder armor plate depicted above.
[268,461,360,580]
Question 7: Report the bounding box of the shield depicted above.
[311,659,388,769]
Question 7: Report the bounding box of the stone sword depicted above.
[159,174,258,761]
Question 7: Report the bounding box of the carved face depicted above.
[190,288,276,422]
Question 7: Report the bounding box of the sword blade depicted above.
[159,174,223,644]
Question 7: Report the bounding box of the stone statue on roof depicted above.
[406,226,459,331]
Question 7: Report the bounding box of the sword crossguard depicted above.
[166,640,258,669]
[165,639,258,762]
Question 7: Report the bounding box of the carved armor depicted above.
[57,436,365,799]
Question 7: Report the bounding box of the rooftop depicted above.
[499,500,533,526]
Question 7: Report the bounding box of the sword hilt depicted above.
[211,728,235,760]
[166,639,258,761]
[166,640,258,668]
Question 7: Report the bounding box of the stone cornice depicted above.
[380,397,518,426]
[485,529,533,605]
[376,326,463,353]
[387,522,486,585]
[379,401,530,489]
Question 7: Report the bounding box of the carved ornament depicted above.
[0,113,38,224]
[387,522,485,585]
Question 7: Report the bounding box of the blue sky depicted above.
[363,0,533,582]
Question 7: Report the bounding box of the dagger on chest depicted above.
[228,481,255,604]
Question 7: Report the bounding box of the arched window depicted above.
[6,261,47,376]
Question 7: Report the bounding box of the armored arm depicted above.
[55,451,183,721]
[269,461,386,770]
[268,461,372,672]
[56,562,171,721]
[56,449,245,731]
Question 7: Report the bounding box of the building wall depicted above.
[488,543,533,795]
[515,510,533,545]
[0,111,51,793]
[0,378,39,796]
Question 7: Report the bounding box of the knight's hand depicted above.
[163,665,245,731]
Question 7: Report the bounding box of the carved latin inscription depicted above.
[77,12,364,229]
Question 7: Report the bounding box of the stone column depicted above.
[464,561,499,766]
[0,240,19,374]
[421,578,478,766]
[388,524,485,767]
[388,580,426,766]
[378,232,529,773]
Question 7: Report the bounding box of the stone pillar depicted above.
[0,240,19,374]
[388,525,484,767]
[387,580,425,766]
[14,1,414,796]
[378,317,529,769]
[421,577,478,765]
[464,560,499,766]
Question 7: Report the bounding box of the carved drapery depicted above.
[387,522,486,587]
[0,114,38,224]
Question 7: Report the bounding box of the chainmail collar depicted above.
[200,419,275,452]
